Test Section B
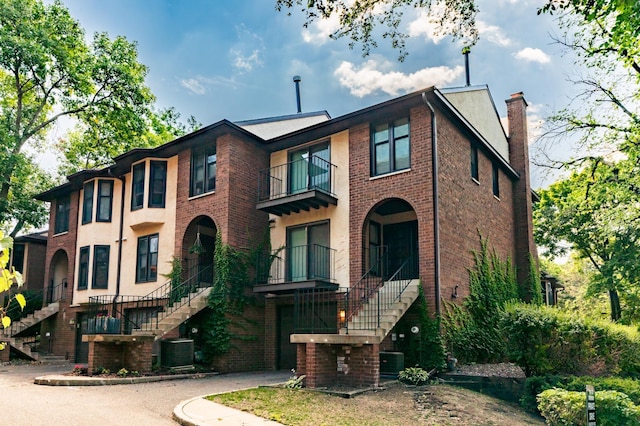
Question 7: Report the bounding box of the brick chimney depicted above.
[506,92,539,299]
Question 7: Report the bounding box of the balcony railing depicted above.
[255,244,337,293]
[256,156,337,215]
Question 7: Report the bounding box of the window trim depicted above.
[131,162,145,211]
[92,245,110,289]
[190,144,217,197]
[78,246,90,290]
[136,233,159,283]
[492,162,500,198]
[96,179,114,222]
[470,144,479,182]
[82,181,94,225]
[54,195,71,234]
[371,117,410,177]
[148,161,167,208]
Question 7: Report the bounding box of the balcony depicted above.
[254,244,338,294]
[257,156,337,216]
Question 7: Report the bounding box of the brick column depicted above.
[123,336,155,374]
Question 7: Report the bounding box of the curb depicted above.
[34,371,219,386]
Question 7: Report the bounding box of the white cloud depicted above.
[408,10,449,44]
[232,49,263,72]
[477,20,512,47]
[302,15,341,45]
[181,78,207,95]
[334,59,464,97]
[514,47,551,64]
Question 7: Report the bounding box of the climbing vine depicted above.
[441,236,520,363]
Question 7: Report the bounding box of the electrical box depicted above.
[160,338,194,368]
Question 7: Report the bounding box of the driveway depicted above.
[0,362,289,426]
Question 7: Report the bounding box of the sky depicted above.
[46,0,580,189]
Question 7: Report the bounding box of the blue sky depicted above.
[53,0,577,188]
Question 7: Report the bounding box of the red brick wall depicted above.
[437,112,517,302]
[348,105,437,309]
[24,241,47,293]
[298,343,380,388]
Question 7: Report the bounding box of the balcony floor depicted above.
[253,279,338,294]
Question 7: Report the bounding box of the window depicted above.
[492,163,500,198]
[149,161,167,208]
[54,195,70,234]
[96,180,114,222]
[82,181,94,224]
[287,222,330,281]
[131,162,145,210]
[78,246,90,290]
[471,145,479,181]
[371,118,410,176]
[136,234,158,283]
[10,243,25,274]
[190,144,216,196]
[289,142,330,193]
[92,245,110,289]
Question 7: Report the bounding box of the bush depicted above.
[500,303,640,377]
[398,367,429,385]
[538,388,640,425]
[522,375,640,413]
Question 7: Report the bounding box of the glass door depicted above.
[289,142,329,194]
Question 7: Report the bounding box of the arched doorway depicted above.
[362,198,419,279]
[48,249,68,303]
[182,216,217,285]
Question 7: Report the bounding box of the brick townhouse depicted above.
[2,84,536,387]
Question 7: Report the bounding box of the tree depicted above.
[0,231,24,349]
[275,0,479,61]
[533,156,640,322]
[0,0,172,236]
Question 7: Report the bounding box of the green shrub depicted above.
[398,366,429,386]
[500,303,640,377]
[522,376,640,413]
[538,388,640,425]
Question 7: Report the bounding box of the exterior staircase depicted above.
[1,302,60,361]
[339,280,420,341]
[132,287,211,339]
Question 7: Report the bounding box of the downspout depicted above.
[110,172,126,300]
[422,93,441,317]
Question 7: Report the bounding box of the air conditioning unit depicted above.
[380,351,404,377]
[160,338,194,368]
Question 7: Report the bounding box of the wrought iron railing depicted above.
[257,155,337,202]
[343,258,415,332]
[86,263,214,335]
[2,279,66,337]
[294,288,345,334]
[256,244,336,284]
[291,256,416,334]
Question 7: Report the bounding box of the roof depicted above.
[236,111,331,139]
[14,230,48,244]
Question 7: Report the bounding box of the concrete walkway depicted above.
[9,362,290,425]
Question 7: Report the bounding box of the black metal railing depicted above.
[257,155,337,202]
[86,263,214,335]
[256,244,336,284]
[293,288,345,334]
[343,258,415,332]
[2,280,66,337]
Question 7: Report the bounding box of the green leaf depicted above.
[1,316,10,329]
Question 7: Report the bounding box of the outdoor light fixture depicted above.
[452,285,459,299]
[339,309,346,323]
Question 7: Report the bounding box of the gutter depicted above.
[422,93,441,317]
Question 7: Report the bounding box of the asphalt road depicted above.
[0,362,290,426]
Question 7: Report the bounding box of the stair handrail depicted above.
[344,257,415,333]
[2,279,66,337]
[86,262,215,334]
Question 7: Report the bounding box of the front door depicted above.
[383,220,419,279]
[278,306,296,370]
[75,313,90,363]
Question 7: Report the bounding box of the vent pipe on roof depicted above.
[293,75,302,113]
[462,46,471,86]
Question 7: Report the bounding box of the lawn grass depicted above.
[207,386,421,426]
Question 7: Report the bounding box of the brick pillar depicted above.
[344,344,380,388]
[87,341,124,374]
[506,92,539,297]
[0,345,9,362]
[123,336,155,374]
